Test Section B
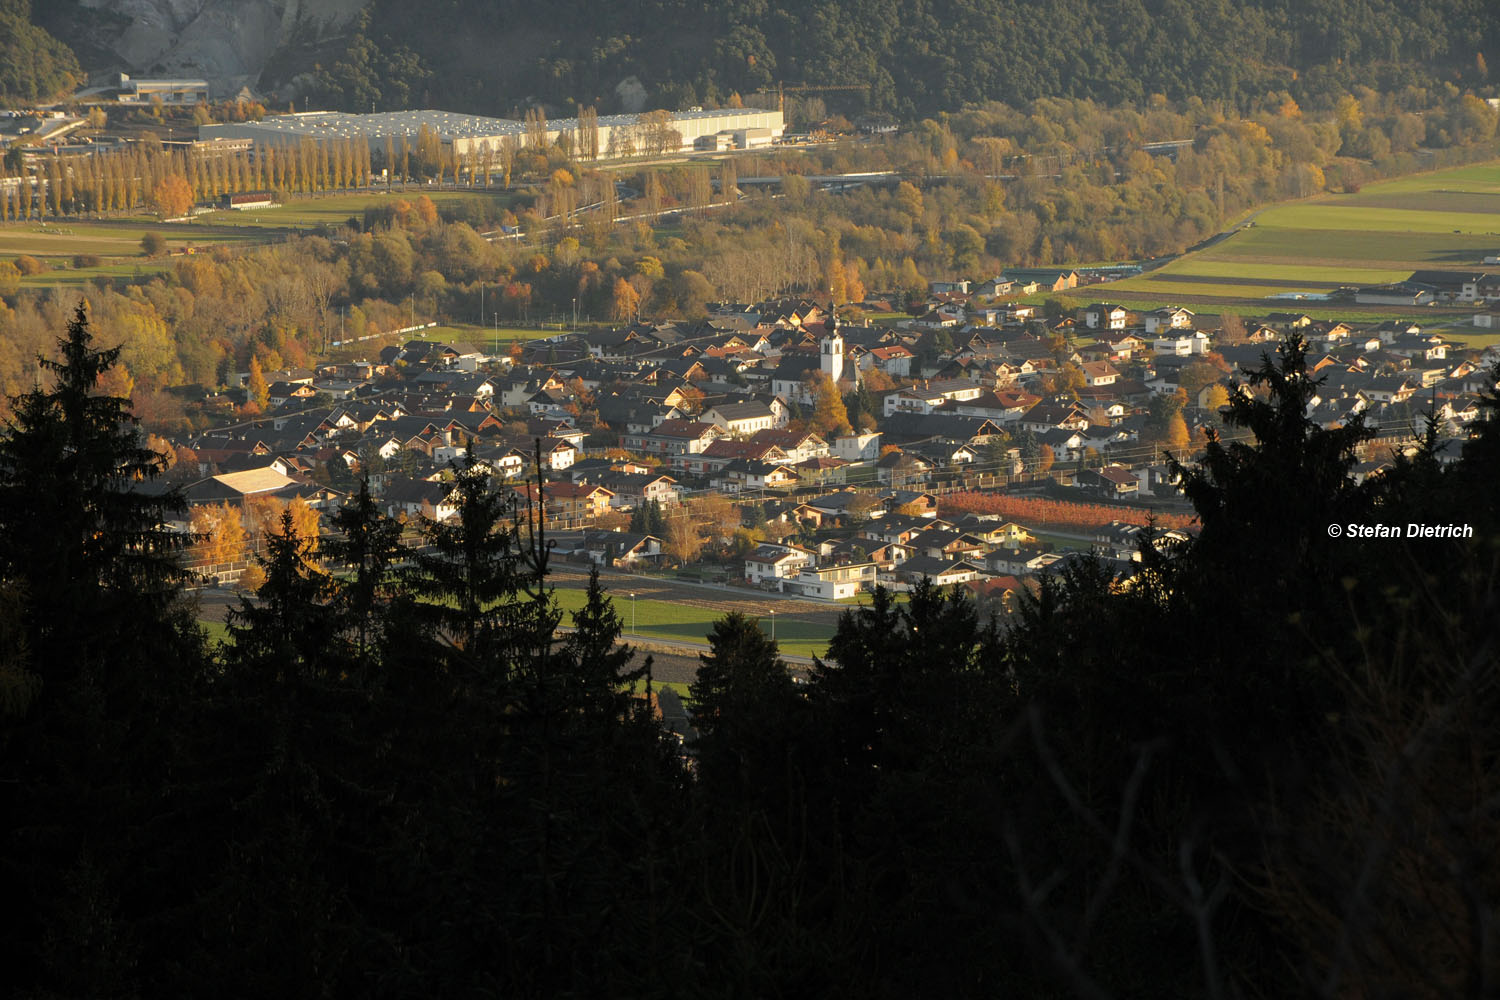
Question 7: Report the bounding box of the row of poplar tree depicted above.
[3,302,1500,996]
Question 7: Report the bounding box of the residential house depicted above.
[782,561,879,599]
[1002,267,1079,292]
[745,544,816,587]
[973,277,1015,297]
[584,530,663,568]
[599,472,681,509]
[701,400,778,436]
[909,528,987,561]
[1078,464,1140,498]
[1406,270,1498,303]
[1081,303,1130,330]
[711,459,800,493]
[378,477,459,523]
[622,419,725,458]
[514,482,616,526]
[1143,307,1195,334]
[882,378,984,416]
[1079,360,1121,386]
[1152,332,1211,356]
[833,431,882,462]
[875,449,933,485]
[864,345,915,377]
[675,438,789,476]
[894,556,988,588]
[1021,401,1091,434]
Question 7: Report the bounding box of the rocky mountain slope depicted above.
[44,0,362,97]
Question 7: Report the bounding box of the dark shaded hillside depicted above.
[303,0,1497,117]
[0,0,82,103]
[16,0,1497,116]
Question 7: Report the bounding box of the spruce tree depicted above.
[689,611,799,804]
[0,301,200,993]
[561,566,644,718]
[0,301,195,662]
[406,444,534,660]
[322,476,405,673]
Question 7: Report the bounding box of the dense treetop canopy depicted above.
[303,0,1496,116]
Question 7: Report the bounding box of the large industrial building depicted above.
[198,107,783,161]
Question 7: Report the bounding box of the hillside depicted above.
[20,0,1500,116]
[0,0,82,103]
[296,0,1500,117]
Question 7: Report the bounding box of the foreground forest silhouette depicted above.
[2,304,1498,996]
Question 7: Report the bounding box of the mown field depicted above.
[0,220,262,286]
[188,188,516,232]
[550,585,835,661]
[198,575,838,662]
[1,188,517,287]
[404,323,563,345]
[1093,161,1500,325]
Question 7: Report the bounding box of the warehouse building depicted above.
[199,107,783,161]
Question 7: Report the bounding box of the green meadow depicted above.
[403,323,562,345]
[0,220,262,286]
[188,188,516,232]
[1097,161,1500,317]
[1,189,518,287]
[550,586,834,661]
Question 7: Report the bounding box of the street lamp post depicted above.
[630,592,636,635]
[769,609,775,641]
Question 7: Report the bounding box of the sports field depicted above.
[1096,161,1500,317]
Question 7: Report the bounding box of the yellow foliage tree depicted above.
[414,195,438,226]
[246,356,270,410]
[191,501,249,567]
[807,371,852,437]
[245,496,321,560]
[1163,412,1191,453]
[664,510,703,566]
[610,276,641,321]
[826,255,848,303]
[151,173,194,218]
[112,301,177,384]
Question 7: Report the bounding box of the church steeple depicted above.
[819,303,844,384]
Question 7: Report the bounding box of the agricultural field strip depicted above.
[1156,261,1406,283]
[1249,204,1500,233]
[549,570,839,658]
[0,225,261,257]
[1073,294,1467,323]
[1093,166,1500,306]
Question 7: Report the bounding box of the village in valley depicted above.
[169,260,1500,632]
[4,91,1500,650]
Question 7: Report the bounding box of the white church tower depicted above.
[820,304,844,384]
